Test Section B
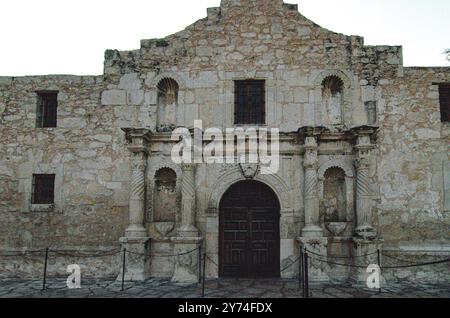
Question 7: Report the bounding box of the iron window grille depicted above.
[234,80,266,125]
[36,91,58,128]
[32,174,55,205]
[439,84,450,122]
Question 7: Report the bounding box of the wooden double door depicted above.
[219,181,280,278]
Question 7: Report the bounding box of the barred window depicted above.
[234,80,265,125]
[32,174,55,204]
[36,91,58,128]
[439,84,450,122]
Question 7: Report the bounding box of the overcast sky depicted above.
[0,0,448,76]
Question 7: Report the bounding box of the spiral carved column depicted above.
[171,163,202,284]
[354,132,377,239]
[178,163,199,237]
[119,128,152,282]
[347,126,381,283]
[302,136,323,237]
[297,130,329,282]
[126,152,147,238]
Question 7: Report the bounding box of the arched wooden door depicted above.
[219,181,281,278]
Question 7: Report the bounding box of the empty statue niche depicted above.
[322,167,347,223]
[322,75,344,125]
[157,78,179,132]
[153,168,178,223]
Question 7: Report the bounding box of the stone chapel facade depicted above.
[0,0,449,283]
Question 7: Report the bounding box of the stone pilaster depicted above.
[298,237,330,282]
[349,127,382,284]
[118,237,151,281]
[119,128,152,281]
[353,129,377,239]
[171,237,203,284]
[350,238,384,284]
[178,163,199,238]
[302,136,323,237]
[126,151,148,238]
[172,163,202,283]
[298,128,328,282]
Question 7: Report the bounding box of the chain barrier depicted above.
[305,251,450,270]
[52,249,122,258]
[205,254,219,268]
[308,255,370,269]
[125,246,200,258]
[380,258,450,270]
[0,248,47,257]
[381,253,411,264]
[381,252,450,266]
[0,248,121,258]
[203,253,300,273]
[281,257,300,273]
[2,245,449,295]
[304,248,378,259]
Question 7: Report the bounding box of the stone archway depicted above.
[205,166,295,279]
[208,167,293,213]
[219,180,281,278]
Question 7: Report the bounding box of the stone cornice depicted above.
[121,128,152,154]
[349,125,379,138]
[297,126,379,142]
[122,128,152,142]
[151,130,299,143]
[298,126,329,140]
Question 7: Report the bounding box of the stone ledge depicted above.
[30,204,55,213]
[170,237,203,245]
[119,237,152,245]
[384,242,450,254]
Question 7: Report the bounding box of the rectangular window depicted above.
[234,80,266,125]
[439,84,450,122]
[36,91,58,128]
[32,174,55,204]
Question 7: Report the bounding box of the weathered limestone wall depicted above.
[0,0,449,282]
[375,68,450,281]
[102,0,402,132]
[377,68,450,242]
[0,75,128,277]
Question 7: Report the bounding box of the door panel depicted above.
[219,181,280,278]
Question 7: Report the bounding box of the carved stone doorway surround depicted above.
[205,165,295,279]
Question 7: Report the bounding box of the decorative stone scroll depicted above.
[239,163,260,180]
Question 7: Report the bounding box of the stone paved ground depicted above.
[0,278,449,298]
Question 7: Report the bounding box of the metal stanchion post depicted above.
[42,248,49,291]
[198,246,202,284]
[121,248,126,292]
[377,249,382,294]
[299,248,303,291]
[304,252,309,299]
[202,253,207,298]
